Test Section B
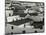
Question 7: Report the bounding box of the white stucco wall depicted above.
[5,10,13,17]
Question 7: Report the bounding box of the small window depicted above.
[11,26,14,30]
[34,31,37,33]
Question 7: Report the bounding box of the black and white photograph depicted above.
[5,0,44,35]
